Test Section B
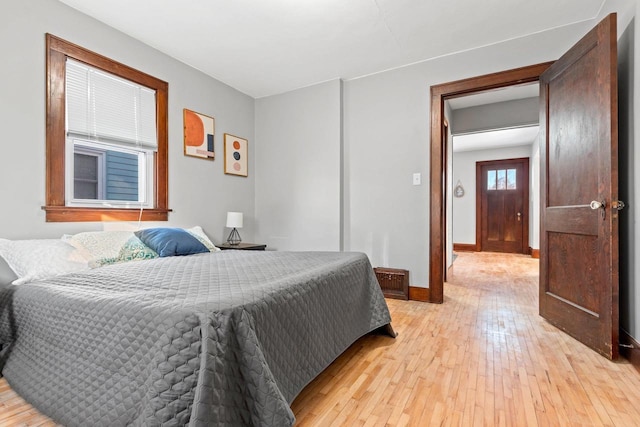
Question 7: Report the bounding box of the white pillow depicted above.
[0,239,90,285]
[0,255,18,286]
[64,231,136,268]
[186,226,220,252]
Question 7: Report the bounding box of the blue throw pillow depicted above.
[134,228,209,257]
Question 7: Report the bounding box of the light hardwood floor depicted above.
[2,252,640,426]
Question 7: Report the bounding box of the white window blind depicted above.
[66,58,157,150]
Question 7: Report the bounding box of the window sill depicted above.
[42,206,171,222]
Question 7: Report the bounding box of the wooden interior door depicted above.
[478,158,529,254]
[539,13,619,359]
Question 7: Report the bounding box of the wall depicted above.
[0,0,255,243]
[254,80,342,251]
[451,145,533,245]
[530,132,541,250]
[612,0,640,340]
[343,21,595,287]
[452,97,539,134]
[445,104,454,269]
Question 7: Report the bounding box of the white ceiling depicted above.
[57,0,606,98]
[448,83,539,110]
[452,126,539,153]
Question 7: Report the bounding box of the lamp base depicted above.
[226,228,242,245]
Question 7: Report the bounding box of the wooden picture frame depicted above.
[183,109,215,160]
[224,133,248,177]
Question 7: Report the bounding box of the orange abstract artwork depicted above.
[183,109,215,160]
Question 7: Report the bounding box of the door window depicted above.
[487,168,517,191]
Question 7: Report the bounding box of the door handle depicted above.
[590,200,606,219]
[590,200,625,220]
[612,200,625,211]
[517,212,521,221]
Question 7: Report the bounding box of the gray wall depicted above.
[0,0,255,244]
[530,133,541,251]
[452,97,539,134]
[254,80,342,251]
[343,21,594,287]
[615,1,639,339]
[451,145,533,245]
[445,104,454,269]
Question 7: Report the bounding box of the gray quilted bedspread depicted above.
[0,251,392,426]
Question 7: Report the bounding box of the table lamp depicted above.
[226,212,243,245]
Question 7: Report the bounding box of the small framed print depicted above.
[224,133,248,177]
[183,109,215,160]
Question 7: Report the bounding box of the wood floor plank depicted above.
[3,252,640,426]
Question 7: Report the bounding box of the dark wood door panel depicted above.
[546,233,600,314]
[539,13,618,359]
[502,192,520,242]
[478,158,528,254]
[547,48,600,208]
[544,207,598,235]
[541,292,606,355]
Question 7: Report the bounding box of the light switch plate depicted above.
[413,173,421,185]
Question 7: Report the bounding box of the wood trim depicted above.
[443,120,450,282]
[429,61,553,304]
[408,286,430,302]
[530,248,540,258]
[620,329,640,374]
[42,206,171,222]
[475,160,482,252]
[453,243,477,252]
[45,34,169,222]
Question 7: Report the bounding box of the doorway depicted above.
[428,62,553,304]
[477,157,529,254]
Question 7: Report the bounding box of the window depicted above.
[45,34,169,222]
[487,168,517,191]
[73,146,105,200]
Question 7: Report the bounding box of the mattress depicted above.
[0,250,392,426]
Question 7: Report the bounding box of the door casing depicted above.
[477,157,530,254]
[429,62,553,303]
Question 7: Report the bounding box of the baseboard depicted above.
[408,286,430,302]
[453,243,477,252]
[530,247,540,258]
[621,330,640,373]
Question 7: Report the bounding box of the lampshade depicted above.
[226,212,243,228]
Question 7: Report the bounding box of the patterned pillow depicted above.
[94,236,159,267]
[66,231,135,268]
[117,236,158,263]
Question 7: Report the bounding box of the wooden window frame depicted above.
[44,34,170,222]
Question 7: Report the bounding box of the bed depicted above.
[0,244,393,426]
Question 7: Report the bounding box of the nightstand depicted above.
[218,242,267,251]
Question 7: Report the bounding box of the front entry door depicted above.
[478,158,529,254]
[539,13,619,359]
